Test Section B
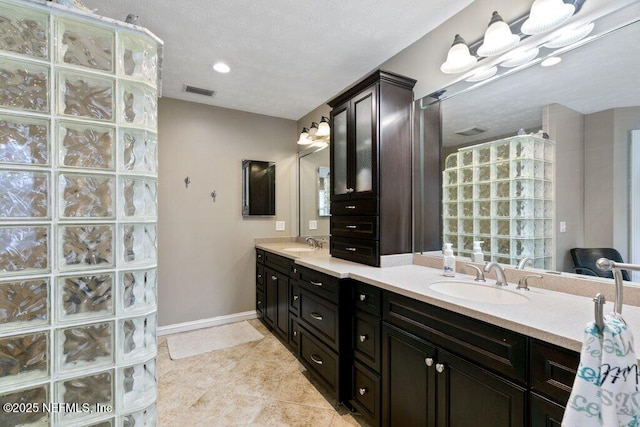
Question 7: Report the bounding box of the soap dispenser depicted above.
[443,243,456,277]
[471,241,484,263]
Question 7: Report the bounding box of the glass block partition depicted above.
[0,1,162,425]
[443,135,555,270]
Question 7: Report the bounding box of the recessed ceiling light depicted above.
[541,57,562,67]
[213,62,230,73]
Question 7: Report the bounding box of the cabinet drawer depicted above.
[530,340,579,405]
[331,199,378,215]
[297,265,340,303]
[353,281,381,316]
[289,281,300,316]
[383,291,527,384]
[256,264,264,289]
[351,361,380,426]
[256,289,264,318]
[264,251,290,275]
[256,249,265,264]
[331,236,379,267]
[331,215,379,239]
[300,288,339,349]
[300,327,339,392]
[353,310,381,373]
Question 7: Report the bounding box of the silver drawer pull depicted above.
[425,357,433,367]
[310,312,323,321]
[345,225,358,229]
[257,301,262,305]
[436,363,445,373]
[310,281,323,287]
[359,334,368,343]
[345,205,356,209]
[359,387,368,396]
[293,295,299,301]
[310,354,323,365]
[347,188,354,193]
[345,247,357,252]
[359,294,367,302]
[271,275,277,281]
[293,331,298,337]
[292,268,297,274]
[257,274,262,278]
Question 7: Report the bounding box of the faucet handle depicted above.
[517,274,542,291]
[465,264,486,282]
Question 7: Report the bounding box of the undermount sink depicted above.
[282,247,316,253]
[429,280,530,305]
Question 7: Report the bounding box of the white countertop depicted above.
[256,242,640,360]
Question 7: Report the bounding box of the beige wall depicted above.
[157,98,297,326]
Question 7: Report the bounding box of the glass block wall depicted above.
[0,1,162,425]
[443,135,555,269]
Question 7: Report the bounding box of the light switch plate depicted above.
[309,220,318,230]
[276,221,285,231]
[559,221,567,233]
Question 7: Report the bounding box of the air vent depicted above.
[183,84,215,97]
[455,126,488,136]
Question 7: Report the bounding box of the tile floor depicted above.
[157,319,370,426]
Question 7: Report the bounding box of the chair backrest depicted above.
[569,248,630,281]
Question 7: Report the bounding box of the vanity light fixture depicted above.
[213,62,231,73]
[316,116,331,137]
[477,11,520,57]
[521,0,576,36]
[543,22,594,48]
[440,34,477,74]
[464,66,498,82]
[308,122,318,138]
[297,127,312,145]
[541,56,562,67]
[499,47,540,68]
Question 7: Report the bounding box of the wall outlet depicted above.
[309,220,318,230]
[276,221,285,231]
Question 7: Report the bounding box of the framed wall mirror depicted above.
[414,2,640,277]
[242,160,275,217]
[299,144,330,236]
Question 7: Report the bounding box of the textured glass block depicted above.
[544,181,553,200]
[535,140,545,159]
[59,121,114,169]
[121,268,157,313]
[444,219,458,234]
[0,278,48,330]
[0,332,48,387]
[477,183,490,200]
[477,165,490,182]
[59,71,114,121]
[461,219,473,234]
[0,114,49,165]
[443,202,457,218]
[494,201,510,218]
[119,359,156,410]
[0,170,49,218]
[534,181,544,199]
[60,225,113,270]
[476,219,490,235]
[460,151,473,167]
[534,200,544,218]
[122,177,157,218]
[87,420,114,427]
[496,238,510,255]
[444,153,457,169]
[545,239,553,256]
[444,170,457,186]
[476,201,490,218]
[545,219,553,236]
[121,129,158,173]
[0,226,48,275]
[535,220,544,238]
[59,173,114,218]
[0,385,48,426]
[544,162,553,180]
[495,162,510,180]
[119,32,158,84]
[460,202,473,217]
[544,142,554,162]
[58,322,113,372]
[495,142,510,160]
[0,3,48,58]
[119,315,156,362]
[59,273,113,321]
[513,220,533,238]
[512,200,534,218]
[57,370,113,422]
[121,403,156,427]
[445,186,457,202]
[119,82,157,128]
[477,147,490,164]
[494,219,510,236]
[494,181,510,198]
[121,224,156,265]
[512,179,534,199]
[57,17,114,72]
[461,167,473,183]
[461,185,473,200]
[0,58,48,112]
[513,138,533,158]
[459,235,472,253]
[513,159,536,179]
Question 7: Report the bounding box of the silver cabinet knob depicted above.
[310,281,323,287]
[425,358,433,367]
[257,301,262,305]
[271,275,277,281]
[358,387,368,396]
[293,331,297,337]
[293,295,299,301]
[310,312,323,321]
[359,294,367,302]
[257,274,262,279]
[359,334,368,343]
[292,268,297,274]
[310,354,323,365]
[436,363,445,373]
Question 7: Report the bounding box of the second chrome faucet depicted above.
[483,262,509,286]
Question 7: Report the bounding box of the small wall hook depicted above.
[211,191,217,202]
[184,177,191,188]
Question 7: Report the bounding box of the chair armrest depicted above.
[571,267,599,277]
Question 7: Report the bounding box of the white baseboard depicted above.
[157,310,258,336]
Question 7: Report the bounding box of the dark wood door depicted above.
[530,393,565,427]
[274,270,289,341]
[436,350,526,427]
[263,267,277,328]
[382,323,436,427]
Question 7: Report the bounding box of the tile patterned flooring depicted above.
[157,319,370,426]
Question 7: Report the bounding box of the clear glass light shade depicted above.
[308,122,318,137]
[464,66,498,82]
[297,127,312,145]
[477,12,520,57]
[541,56,562,67]
[316,116,330,137]
[543,22,594,48]
[499,47,540,68]
[440,35,477,74]
[521,0,575,35]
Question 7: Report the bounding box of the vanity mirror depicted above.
[415,2,640,276]
[299,144,330,236]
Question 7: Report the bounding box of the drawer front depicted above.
[299,288,338,349]
[256,289,264,318]
[530,340,579,405]
[331,199,378,216]
[299,327,338,392]
[353,281,382,316]
[256,264,264,289]
[289,281,300,316]
[264,251,291,275]
[331,215,379,239]
[297,265,340,303]
[331,236,379,267]
[383,291,527,384]
[353,310,381,373]
[351,361,380,424]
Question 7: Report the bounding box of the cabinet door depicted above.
[351,86,377,199]
[274,270,289,341]
[436,350,526,427]
[264,267,277,328]
[530,393,565,427]
[382,323,436,427]
[331,103,349,200]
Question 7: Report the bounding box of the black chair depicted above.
[570,248,630,281]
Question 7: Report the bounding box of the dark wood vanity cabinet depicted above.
[328,70,416,267]
[256,249,293,347]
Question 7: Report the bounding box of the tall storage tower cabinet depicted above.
[0,0,162,425]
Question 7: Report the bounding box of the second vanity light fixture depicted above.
[297,116,331,146]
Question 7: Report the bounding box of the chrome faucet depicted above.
[483,262,508,286]
[516,257,533,270]
[465,264,486,282]
[516,274,542,291]
[305,237,325,249]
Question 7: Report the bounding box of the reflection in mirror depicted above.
[242,160,275,217]
[415,3,640,278]
[299,145,330,236]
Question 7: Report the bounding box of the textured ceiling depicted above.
[82,0,472,120]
